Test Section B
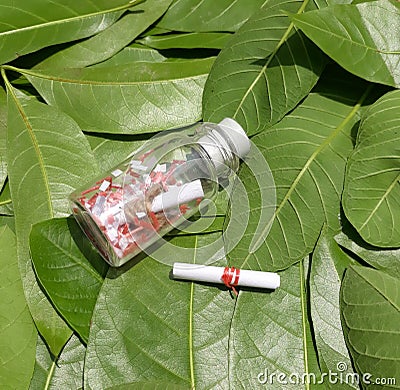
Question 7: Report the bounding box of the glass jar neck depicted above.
[197,124,240,180]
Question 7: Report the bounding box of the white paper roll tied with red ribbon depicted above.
[172,263,280,294]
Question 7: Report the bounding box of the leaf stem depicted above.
[1,67,54,218]
[227,293,239,390]
[0,199,12,206]
[44,358,57,390]
[1,67,10,89]
[299,259,310,390]
[189,236,198,389]
[2,61,213,86]
[189,282,195,389]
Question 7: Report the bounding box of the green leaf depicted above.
[29,336,54,390]
[4,77,98,354]
[141,26,171,37]
[0,0,135,65]
[292,0,400,87]
[86,133,147,172]
[138,32,231,50]
[29,335,86,390]
[313,0,353,8]
[0,214,15,232]
[229,69,372,271]
[0,226,37,389]
[229,260,321,388]
[341,266,400,387]
[34,0,173,69]
[343,89,400,247]
[222,141,275,259]
[335,220,400,274]
[173,215,225,235]
[0,87,6,191]
[157,0,266,32]
[203,0,325,135]
[310,232,358,389]
[50,335,86,389]
[15,57,214,134]
[0,180,13,216]
[30,218,108,343]
[84,233,235,388]
[90,44,166,68]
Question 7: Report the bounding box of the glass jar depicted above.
[69,118,250,266]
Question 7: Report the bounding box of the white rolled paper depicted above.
[152,179,204,213]
[172,262,280,290]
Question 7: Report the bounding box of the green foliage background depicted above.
[0,0,399,388]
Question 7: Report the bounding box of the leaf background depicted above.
[341,267,400,387]
[157,0,267,32]
[292,0,400,87]
[34,0,173,70]
[85,233,234,389]
[203,0,325,135]
[335,225,400,275]
[5,82,98,354]
[138,32,232,50]
[30,218,108,343]
[310,233,358,389]
[20,58,214,134]
[0,0,399,388]
[29,335,85,390]
[227,69,372,271]
[228,260,321,389]
[343,89,400,247]
[0,0,134,65]
[0,226,36,389]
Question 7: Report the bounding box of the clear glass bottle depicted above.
[69,118,250,267]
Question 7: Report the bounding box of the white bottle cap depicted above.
[217,118,251,159]
[198,118,251,177]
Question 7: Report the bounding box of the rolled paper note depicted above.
[172,263,280,290]
[151,179,204,213]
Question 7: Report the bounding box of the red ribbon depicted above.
[221,266,240,296]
